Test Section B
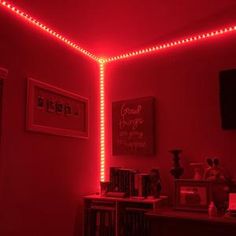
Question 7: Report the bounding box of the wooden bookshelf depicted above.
[83,194,168,236]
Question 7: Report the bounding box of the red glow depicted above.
[1,0,236,184]
[99,60,106,182]
[0,0,99,62]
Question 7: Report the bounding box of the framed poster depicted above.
[112,97,155,155]
[27,78,88,138]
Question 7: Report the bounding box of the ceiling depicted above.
[9,0,236,57]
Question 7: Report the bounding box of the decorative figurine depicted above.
[170,149,184,179]
[204,158,226,182]
[149,169,162,198]
[204,157,230,213]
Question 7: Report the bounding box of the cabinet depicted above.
[83,194,168,236]
[146,208,236,236]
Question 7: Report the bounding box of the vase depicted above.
[170,149,184,179]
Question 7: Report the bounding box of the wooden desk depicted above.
[146,208,236,236]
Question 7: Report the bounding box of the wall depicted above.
[106,32,236,196]
[0,10,99,236]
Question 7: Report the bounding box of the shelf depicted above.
[83,194,168,236]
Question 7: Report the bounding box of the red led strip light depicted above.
[99,60,105,182]
[0,0,99,61]
[1,1,236,183]
[105,25,236,63]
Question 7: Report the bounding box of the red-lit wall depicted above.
[1,1,236,236]
[106,34,236,196]
[0,11,99,236]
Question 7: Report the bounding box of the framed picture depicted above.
[174,179,212,212]
[112,96,155,155]
[27,78,88,138]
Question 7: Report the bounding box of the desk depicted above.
[146,208,236,236]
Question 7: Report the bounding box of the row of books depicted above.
[108,167,151,197]
[119,207,149,236]
[85,208,115,236]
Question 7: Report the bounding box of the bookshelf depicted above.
[83,194,168,236]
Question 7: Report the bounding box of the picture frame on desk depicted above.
[26,78,88,138]
[174,179,211,212]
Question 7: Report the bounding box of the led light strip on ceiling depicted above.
[0,0,99,62]
[105,25,236,63]
[1,0,236,183]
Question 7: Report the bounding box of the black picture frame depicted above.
[112,97,155,156]
[174,179,212,212]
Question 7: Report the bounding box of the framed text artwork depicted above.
[112,97,155,155]
[27,78,88,138]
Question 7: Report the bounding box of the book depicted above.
[135,173,150,198]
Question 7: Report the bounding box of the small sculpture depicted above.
[204,158,225,182]
[204,157,229,213]
[170,149,184,179]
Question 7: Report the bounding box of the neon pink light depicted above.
[0,0,99,61]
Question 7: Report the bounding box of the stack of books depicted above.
[108,167,151,198]
[86,201,116,236]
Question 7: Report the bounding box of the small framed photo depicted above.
[174,179,212,212]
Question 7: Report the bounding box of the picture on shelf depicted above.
[174,179,211,212]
